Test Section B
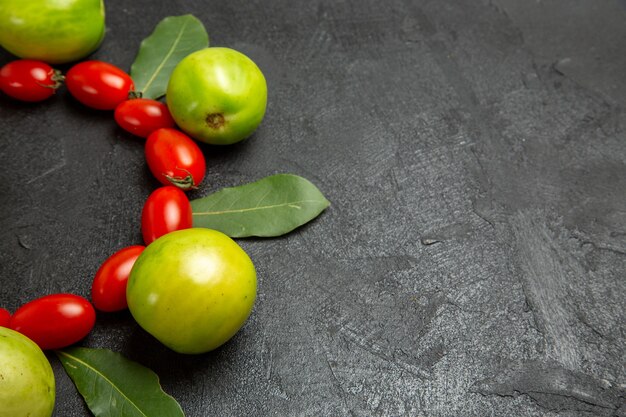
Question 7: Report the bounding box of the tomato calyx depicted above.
[164,169,198,190]
[36,69,65,90]
[164,173,197,190]
[128,90,143,100]
[49,69,65,89]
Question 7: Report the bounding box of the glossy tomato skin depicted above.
[0,327,55,417]
[0,60,61,102]
[0,307,10,327]
[167,48,267,145]
[141,186,193,245]
[0,0,105,64]
[66,60,134,110]
[145,128,206,190]
[114,99,175,138]
[91,245,145,312]
[9,294,96,350]
[127,229,257,354]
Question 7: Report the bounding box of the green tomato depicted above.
[127,228,257,354]
[166,47,267,145]
[0,0,105,64]
[0,327,55,417]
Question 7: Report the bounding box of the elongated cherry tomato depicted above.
[92,245,145,312]
[145,128,206,190]
[0,308,10,327]
[66,60,134,110]
[0,60,62,102]
[114,99,175,138]
[141,186,192,245]
[9,294,96,350]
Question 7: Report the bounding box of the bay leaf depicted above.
[191,174,330,237]
[130,15,209,99]
[56,347,184,417]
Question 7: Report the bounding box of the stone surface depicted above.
[0,0,624,416]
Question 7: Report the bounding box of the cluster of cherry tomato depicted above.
[0,58,208,350]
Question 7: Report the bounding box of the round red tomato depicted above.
[9,294,96,350]
[141,186,193,245]
[0,307,10,327]
[66,60,134,110]
[114,99,175,138]
[145,128,206,190]
[0,60,62,102]
[92,245,145,312]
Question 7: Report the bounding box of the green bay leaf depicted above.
[56,347,184,417]
[191,174,330,237]
[130,15,208,99]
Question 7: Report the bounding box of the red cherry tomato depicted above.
[66,60,134,110]
[141,186,192,245]
[0,308,10,327]
[9,294,96,350]
[92,245,145,312]
[145,128,206,190]
[114,98,175,138]
[0,60,62,102]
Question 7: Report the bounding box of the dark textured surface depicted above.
[1,0,625,416]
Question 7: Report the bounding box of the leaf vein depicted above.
[193,199,324,216]
[57,351,150,417]
[254,188,272,208]
[140,19,190,95]
[204,192,227,211]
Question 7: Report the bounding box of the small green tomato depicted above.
[0,327,55,417]
[127,228,257,354]
[166,47,268,145]
[0,0,105,64]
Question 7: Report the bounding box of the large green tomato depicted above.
[0,0,105,64]
[0,327,55,417]
[166,47,267,145]
[127,228,257,354]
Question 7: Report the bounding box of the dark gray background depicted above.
[1,0,625,416]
